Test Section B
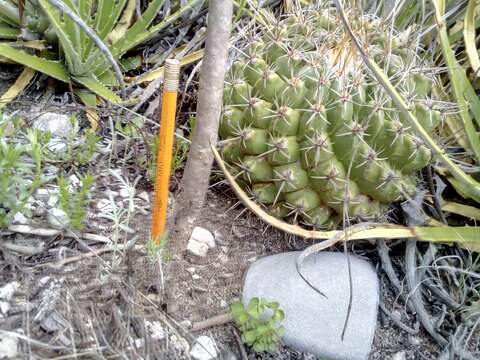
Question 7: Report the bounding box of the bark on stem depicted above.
[173,0,233,247]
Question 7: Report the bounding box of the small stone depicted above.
[0,282,19,300]
[34,188,50,202]
[220,300,228,308]
[242,251,379,360]
[0,331,18,358]
[392,351,407,360]
[145,320,165,340]
[12,212,28,225]
[186,267,196,274]
[33,112,75,138]
[187,240,209,257]
[190,336,218,360]
[192,274,201,280]
[47,208,70,229]
[190,226,215,249]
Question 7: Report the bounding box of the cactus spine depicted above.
[220,7,440,229]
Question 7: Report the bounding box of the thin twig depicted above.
[190,313,233,332]
[231,326,248,360]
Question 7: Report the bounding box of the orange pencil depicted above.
[151,59,180,244]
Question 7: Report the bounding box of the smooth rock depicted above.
[242,251,379,360]
[190,336,218,360]
[190,226,216,249]
[187,239,209,257]
[33,113,78,154]
[33,112,74,138]
[47,208,70,229]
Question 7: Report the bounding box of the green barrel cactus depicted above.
[219,8,440,229]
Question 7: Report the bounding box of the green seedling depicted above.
[230,297,285,353]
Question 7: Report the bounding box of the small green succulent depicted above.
[230,297,285,353]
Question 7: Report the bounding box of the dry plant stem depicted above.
[423,271,461,310]
[173,0,233,244]
[378,298,419,335]
[377,239,416,315]
[405,240,448,346]
[232,326,248,360]
[190,313,233,331]
[32,237,138,269]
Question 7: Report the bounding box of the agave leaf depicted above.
[93,0,127,40]
[432,0,480,163]
[0,0,20,26]
[413,226,480,252]
[73,75,120,103]
[0,67,35,110]
[0,26,20,39]
[464,0,480,74]
[83,0,126,64]
[442,200,480,221]
[78,0,94,20]
[108,0,136,45]
[447,177,480,203]
[38,0,86,76]
[0,43,69,82]
[119,55,142,72]
[111,0,165,56]
[40,0,123,88]
[62,0,81,47]
[112,0,202,57]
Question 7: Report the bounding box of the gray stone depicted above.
[187,226,216,257]
[191,226,216,249]
[242,251,379,360]
[187,239,209,257]
[33,113,78,154]
[33,112,74,138]
[47,208,70,229]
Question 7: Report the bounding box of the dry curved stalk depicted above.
[211,144,480,251]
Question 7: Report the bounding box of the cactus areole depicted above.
[219,9,440,229]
